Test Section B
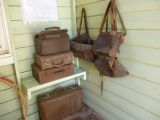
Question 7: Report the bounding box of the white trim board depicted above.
[22,68,87,99]
[0,0,13,67]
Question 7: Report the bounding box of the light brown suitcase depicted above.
[34,51,73,70]
[38,85,83,120]
[32,64,74,84]
[35,27,70,56]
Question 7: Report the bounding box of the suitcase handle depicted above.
[53,85,78,94]
[53,60,65,68]
[45,69,65,76]
[54,69,65,74]
[45,27,60,30]
[54,87,66,94]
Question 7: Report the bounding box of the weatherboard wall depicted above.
[76,0,160,120]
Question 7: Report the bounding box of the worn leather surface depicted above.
[94,0,126,59]
[34,51,73,70]
[72,33,90,44]
[95,57,128,77]
[93,0,128,78]
[38,86,83,120]
[93,31,123,57]
[35,28,70,55]
[32,64,74,84]
[70,8,95,62]
[70,34,95,62]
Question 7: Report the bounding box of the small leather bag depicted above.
[94,0,128,75]
[93,0,126,59]
[93,0,129,94]
[70,7,95,62]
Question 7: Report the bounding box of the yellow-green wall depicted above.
[0,0,74,120]
[77,0,160,120]
[0,0,160,120]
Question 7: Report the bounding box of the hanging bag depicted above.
[94,0,129,78]
[93,0,126,59]
[70,7,95,62]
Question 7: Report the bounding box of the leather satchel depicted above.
[93,0,126,59]
[93,0,129,94]
[93,0,128,76]
[70,7,95,62]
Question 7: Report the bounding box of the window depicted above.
[0,0,13,66]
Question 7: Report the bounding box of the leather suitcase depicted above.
[32,64,74,84]
[38,85,83,120]
[35,27,70,55]
[34,51,73,70]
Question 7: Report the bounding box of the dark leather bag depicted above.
[35,27,70,56]
[95,57,128,77]
[93,0,126,59]
[32,64,74,84]
[93,0,129,94]
[70,7,95,62]
[34,51,73,70]
[38,85,83,120]
[93,0,128,76]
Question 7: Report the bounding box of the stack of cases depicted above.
[32,27,74,84]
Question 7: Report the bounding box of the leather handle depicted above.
[52,60,65,68]
[78,7,91,44]
[45,68,65,76]
[53,87,66,95]
[99,0,126,35]
[79,7,89,35]
[111,0,117,31]
[99,1,112,33]
[45,27,60,30]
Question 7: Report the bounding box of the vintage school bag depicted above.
[93,0,128,77]
[70,7,95,62]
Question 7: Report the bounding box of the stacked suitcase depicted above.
[38,85,104,120]
[32,27,74,84]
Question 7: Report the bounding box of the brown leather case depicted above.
[35,27,70,55]
[32,64,74,84]
[34,51,73,70]
[38,86,83,120]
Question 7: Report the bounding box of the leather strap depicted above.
[99,1,112,33]
[116,6,126,35]
[100,72,104,95]
[111,0,117,31]
[99,0,126,35]
[78,7,91,44]
[78,7,89,35]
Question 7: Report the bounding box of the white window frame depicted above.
[0,0,13,67]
